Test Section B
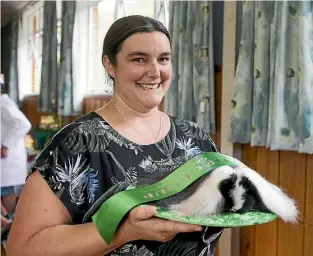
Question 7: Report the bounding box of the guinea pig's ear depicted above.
[234,166,299,223]
[218,173,238,212]
[230,175,270,213]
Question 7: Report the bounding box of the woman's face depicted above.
[106,31,172,111]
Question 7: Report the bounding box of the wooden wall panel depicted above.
[254,148,279,256]
[277,152,305,256]
[211,65,222,150]
[304,154,313,256]
[240,145,258,256]
[213,65,222,256]
[22,95,113,129]
[22,96,79,128]
[82,95,111,114]
[239,147,312,256]
[22,95,43,130]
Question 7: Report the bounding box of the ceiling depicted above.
[1,1,30,27]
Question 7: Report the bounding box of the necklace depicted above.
[112,102,163,144]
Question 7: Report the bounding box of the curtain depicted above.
[114,0,127,20]
[38,1,58,113]
[166,1,216,133]
[298,1,313,153]
[57,1,76,116]
[229,1,313,154]
[72,1,93,114]
[154,0,168,27]
[1,24,12,94]
[8,13,20,104]
[17,13,29,101]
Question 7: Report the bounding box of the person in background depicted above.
[0,75,31,223]
[7,16,222,256]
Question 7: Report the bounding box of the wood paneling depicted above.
[239,146,312,256]
[277,152,305,256]
[304,154,313,256]
[240,145,258,256]
[22,95,43,130]
[213,65,222,256]
[254,148,279,256]
[22,95,112,129]
[211,65,222,151]
[82,95,111,114]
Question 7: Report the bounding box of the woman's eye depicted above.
[159,58,170,63]
[133,58,145,63]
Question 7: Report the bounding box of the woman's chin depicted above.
[143,98,163,109]
[132,85,168,109]
[137,94,163,109]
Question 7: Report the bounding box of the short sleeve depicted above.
[171,116,218,153]
[28,129,92,224]
[194,127,218,153]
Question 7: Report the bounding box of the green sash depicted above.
[92,152,244,244]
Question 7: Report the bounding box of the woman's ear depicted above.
[102,55,115,78]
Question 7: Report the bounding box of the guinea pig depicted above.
[154,165,299,223]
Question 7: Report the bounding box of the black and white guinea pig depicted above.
[151,165,299,224]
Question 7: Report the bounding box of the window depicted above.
[56,1,62,64]
[85,0,169,95]
[17,1,62,100]
[18,1,43,100]
[17,0,169,101]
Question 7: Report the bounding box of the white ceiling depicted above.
[1,1,30,27]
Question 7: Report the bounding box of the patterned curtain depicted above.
[154,0,168,26]
[72,1,92,114]
[166,1,216,133]
[8,13,20,104]
[38,1,58,113]
[58,1,76,116]
[229,1,313,154]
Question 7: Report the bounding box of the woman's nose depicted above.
[147,62,160,79]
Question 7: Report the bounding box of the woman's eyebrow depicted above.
[128,51,172,57]
[128,51,149,57]
[159,52,172,56]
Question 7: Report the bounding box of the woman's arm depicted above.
[6,171,125,256]
[7,171,202,256]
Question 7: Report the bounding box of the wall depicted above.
[212,65,222,256]
[22,96,42,131]
[240,146,313,256]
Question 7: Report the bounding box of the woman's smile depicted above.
[136,83,161,90]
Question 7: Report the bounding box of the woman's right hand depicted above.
[115,206,203,244]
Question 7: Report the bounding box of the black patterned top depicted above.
[29,112,223,256]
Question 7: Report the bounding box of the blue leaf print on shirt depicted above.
[175,137,202,159]
[54,153,99,205]
[85,168,99,204]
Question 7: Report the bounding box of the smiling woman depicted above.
[6,15,221,256]
[102,30,172,113]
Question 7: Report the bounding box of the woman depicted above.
[7,15,222,256]
[1,81,31,224]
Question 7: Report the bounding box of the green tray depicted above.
[153,206,277,227]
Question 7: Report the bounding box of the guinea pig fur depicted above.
[167,165,299,223]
